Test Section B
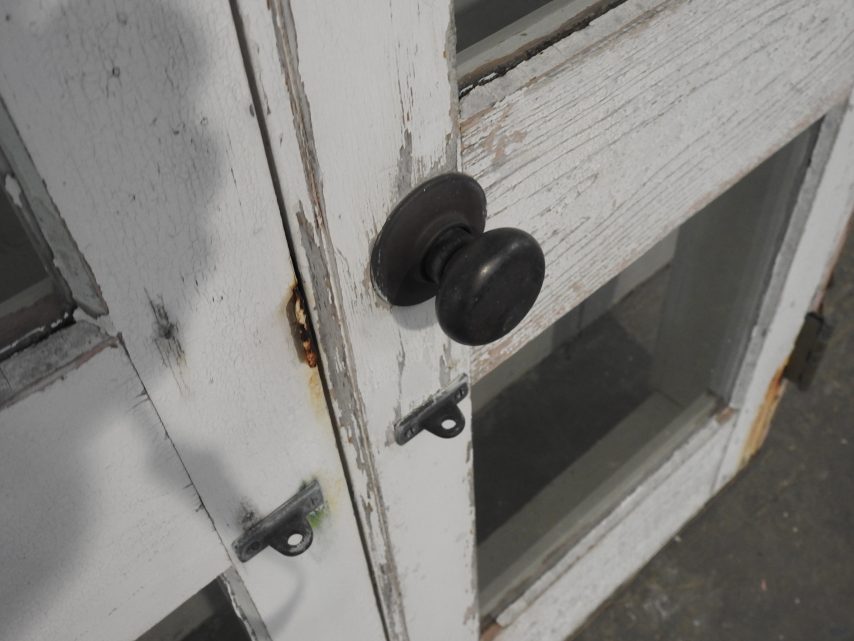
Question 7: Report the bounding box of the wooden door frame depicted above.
[233,2,476,640]
[234,1,854,640]
[0,321,231,641]
[485,100,854,639]
[0,3,384,640]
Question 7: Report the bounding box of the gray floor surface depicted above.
[571,230,854,640]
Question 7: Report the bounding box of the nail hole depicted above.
[287,532,304,547]
[441,419,457,430]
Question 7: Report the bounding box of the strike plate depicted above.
[233,480,324,561]
[394,377,469,445]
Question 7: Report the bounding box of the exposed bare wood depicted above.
[717,96,854,484]
[740,366,786,465]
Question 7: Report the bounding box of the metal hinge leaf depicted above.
[783,312,833,391]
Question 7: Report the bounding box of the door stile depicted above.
[231,2,479,640]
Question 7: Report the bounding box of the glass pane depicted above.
[0,176,72,357]
[474,256,671,543]
[472,121,820,622]
[0,188,48,298]
[456,0,557,52]
[136,578,250,641]
[455,0,613,83]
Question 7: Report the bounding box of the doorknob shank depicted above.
[371,173,545,346]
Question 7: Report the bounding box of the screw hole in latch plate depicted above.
[394,376,469,445]
[233,480,324,562]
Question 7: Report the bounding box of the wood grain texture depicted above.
[232,2,478,640]
[462,0,854,380]
[0,3,383,639]
[0,339,228,641]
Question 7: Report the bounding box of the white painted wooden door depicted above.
[0,2,384,640]
[233,2,854,641]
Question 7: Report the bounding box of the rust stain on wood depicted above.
[307,368,328,419]
[285,282,319,368]
[740,365,787,467]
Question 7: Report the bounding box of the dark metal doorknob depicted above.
[371,173,545,346]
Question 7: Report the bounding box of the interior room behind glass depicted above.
[471,122,820,624]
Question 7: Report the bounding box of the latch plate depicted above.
[233,480,324,561]
[395,377,469,445]
[784,312,833,390]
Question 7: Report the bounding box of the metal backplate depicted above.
[233,480,324,561]
[395,377,469,445]
[371,173,486,306]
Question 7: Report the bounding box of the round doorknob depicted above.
[371,173,545,346]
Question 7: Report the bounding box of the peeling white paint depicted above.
[3,173,23,207]
[0,3,381,639]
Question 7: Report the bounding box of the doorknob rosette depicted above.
[371,173,545,346]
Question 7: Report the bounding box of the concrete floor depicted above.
[572,229,854,641]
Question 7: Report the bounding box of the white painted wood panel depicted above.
[488,95,854,641]
[232,2,477,640]
[0,3,383,639]
[0,329,228,641]
[0,322,106,407]
[462,0,854,380]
